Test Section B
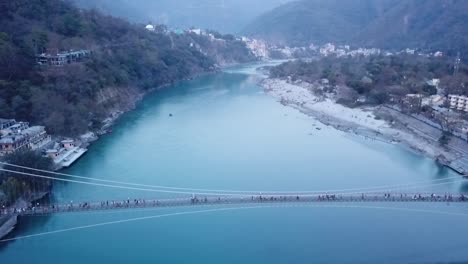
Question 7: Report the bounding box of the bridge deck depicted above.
[2,194,467,217]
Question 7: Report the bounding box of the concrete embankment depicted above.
[0,195,48,240]
[0,215,17,240]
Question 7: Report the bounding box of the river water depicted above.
[1,63,468,263]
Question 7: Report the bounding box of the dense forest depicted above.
[270,54,468,106]
[0,0,254,136]
[244,0,397,46]
[245,0,468,58]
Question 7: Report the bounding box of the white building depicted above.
[242,38,269,59]
[319,43,336,56]
[448,95,468,112]
[427,79,440,88]
[434,51,444,57]
[422,95,445,107]
[145,24,155,32]
[188,28,202,35]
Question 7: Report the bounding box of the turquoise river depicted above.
[1,63,468,263]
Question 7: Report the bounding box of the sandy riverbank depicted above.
[261,78,468,174]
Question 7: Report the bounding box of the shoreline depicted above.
[0,68,220,241]
[260,78,468,176]
[93,69,220,137]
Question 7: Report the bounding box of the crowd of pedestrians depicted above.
[1,193,467,216]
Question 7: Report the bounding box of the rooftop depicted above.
[21,126,45,135]
[0,135,25,144]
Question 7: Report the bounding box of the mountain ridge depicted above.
[72,0,294,33]
[244,0,468,56]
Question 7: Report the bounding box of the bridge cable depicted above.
[2,204,468,243]
[0,168,464,197]
[0,162,463,195]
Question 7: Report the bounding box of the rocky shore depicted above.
[260,78,468,175]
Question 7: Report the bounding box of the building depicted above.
[0,120,51,155]
[434,51,444,57]
[0,135,28,154]
[188,28,202,35]
[242,37,269,59]
[61,139,75,149]
[0,119,16,130]
[45,139,87,168]
[1,121,29,137]
[22,126,52,150]
[448,95,468,112]
[145,24,155,31]
[319,43,336,56]
[422,95,445,108]
[36,50,91,67]
[46,149,60,159]
[426,79,440,88]
[36,53,67,66]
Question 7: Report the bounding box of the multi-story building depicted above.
[36,50,91,66]
[0,121,51,155]
[22,126,52,150]
[448,95,468,112]
[0,134,28,154]
[0,119,16,130]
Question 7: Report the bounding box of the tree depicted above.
[56,13,83,37]
[434,112,456,133]
[0,35,20,81]
[0,151,53,205]
[438,132,451,147]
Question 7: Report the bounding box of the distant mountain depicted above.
[244,0,397,46]
[72,0,294,33]
[245,0,468,55]
[357,0,468,54]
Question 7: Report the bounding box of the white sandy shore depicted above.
[261,78,464,168]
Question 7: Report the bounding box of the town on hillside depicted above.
[0,119,87,168]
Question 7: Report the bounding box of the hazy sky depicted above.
[74,0,293,33]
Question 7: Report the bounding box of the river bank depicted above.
[0,68,224,241]
[260,78,468,175]
[2,62,468,263]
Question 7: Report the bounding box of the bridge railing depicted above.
[1,193,467,217]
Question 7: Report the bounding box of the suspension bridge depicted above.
[1,161,468,218]
[2,192,468,217]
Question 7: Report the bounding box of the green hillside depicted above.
[0,0,252,136]
[244,0,397,46]
[72,0,294,33]
[357,0,468,55]
[245,0,468,56]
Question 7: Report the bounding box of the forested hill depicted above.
[0,0,253,136]
[356,0,468,54]
[244,0,468,56]
[243,0,397,46]
[72,0,294,33]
